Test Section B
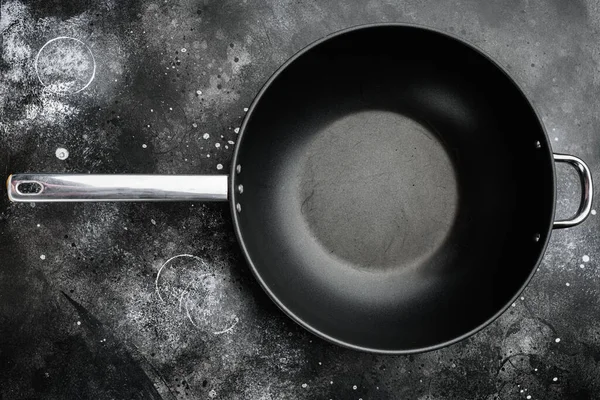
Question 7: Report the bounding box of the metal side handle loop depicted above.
[553,154,593,229]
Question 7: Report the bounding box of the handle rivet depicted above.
[535,141,541,149]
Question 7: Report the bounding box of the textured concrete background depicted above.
[1,0,600,399]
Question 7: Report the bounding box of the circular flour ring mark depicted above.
[35,37,96,94]
[155,255,241,335]
[155,254,204,302]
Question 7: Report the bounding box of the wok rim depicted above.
[229,22,556,354]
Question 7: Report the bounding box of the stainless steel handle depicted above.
[553,154,593,229]
[6,174,228,202]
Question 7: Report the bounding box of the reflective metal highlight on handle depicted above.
[7,174,229,202]
[553,154,593,229]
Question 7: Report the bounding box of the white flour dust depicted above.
[155,254,243,335]
[35,36,96,94]
[0,1,35,109]
[1,0,131,143]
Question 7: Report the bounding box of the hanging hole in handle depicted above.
[16,181,43,195]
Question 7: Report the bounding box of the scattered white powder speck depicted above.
[216,164,223,170]
[583,255,590,262]
[55,147,69,160]
[203,133,210,139]
[40,254,46,260]
[555,338,561,343]
[234,127,240,133]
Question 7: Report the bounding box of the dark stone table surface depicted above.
[1,0,600,399]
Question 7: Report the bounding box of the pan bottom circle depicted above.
[298,109,459,271]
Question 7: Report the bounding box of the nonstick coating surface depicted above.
[231,25,556,353]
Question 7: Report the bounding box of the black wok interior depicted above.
[231,25,555,352]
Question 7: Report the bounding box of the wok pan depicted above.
[7,24,593,354]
